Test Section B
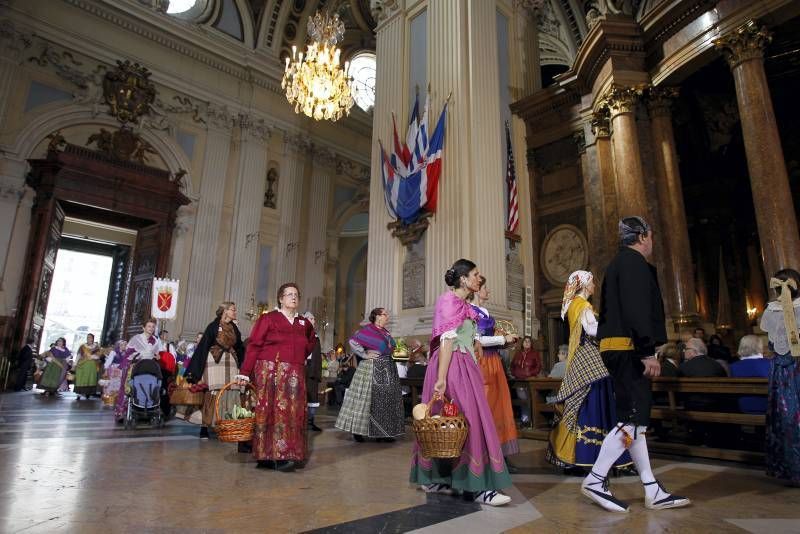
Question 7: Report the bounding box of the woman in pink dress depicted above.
[410,259,512,507]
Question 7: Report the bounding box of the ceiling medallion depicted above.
[282,11,355,122]
[102,60,156,125]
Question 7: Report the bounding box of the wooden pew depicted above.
[402,376,769,463]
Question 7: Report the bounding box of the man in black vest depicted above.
[581,216,690,513]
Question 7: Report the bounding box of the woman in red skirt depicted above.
[239,283,317,472]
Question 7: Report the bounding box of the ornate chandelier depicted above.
[282,11,355,122]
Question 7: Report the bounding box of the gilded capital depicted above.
[604,86,643,117]
[646,86,680,118]
[714,20,772,70]
[591,108,611,138]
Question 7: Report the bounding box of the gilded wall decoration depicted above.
[540,224,588,285]
[102,60,156,124]
[86,128,157,164]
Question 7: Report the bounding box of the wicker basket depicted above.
[412,395,469,459]
[215,381,257,443]
[169,384,205,406]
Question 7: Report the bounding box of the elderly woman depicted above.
[74,333,101,399]
[759,268,800,486]
[335,307,404,443]
[410,259,512,507]
[184,302,244,440]
[240,283,317,472]
[38,337,71,396]
[547,270,632,473]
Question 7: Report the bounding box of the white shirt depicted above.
[760,298,800,356]
[580,307,598,337]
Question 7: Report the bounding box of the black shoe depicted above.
[309,422,322,432]
[275,461,296,472]
[256,460,276,469]
[199,427,209,440]
[353,434,365,442]
[238,442,252,453]
[377,437,396,443]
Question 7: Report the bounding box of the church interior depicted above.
[0,0,799,532]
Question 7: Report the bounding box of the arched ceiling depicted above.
[245,0,376,60]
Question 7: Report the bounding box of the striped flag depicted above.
[505,121,519,234]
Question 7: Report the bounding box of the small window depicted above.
[348,52,376,112]
[166,0,209,21]
[167,0,198,14]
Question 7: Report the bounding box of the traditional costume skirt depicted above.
[74,359,99,397]
[252,360,307,462]
[335,358,405,438]
[766,353,800,486]
[410,350,512,492]
[479,352,519,456]
[39,359,69,393]
[113,360,133,420]
[547,339,632,468]
[177,351,241,427]
[102,365,123,406]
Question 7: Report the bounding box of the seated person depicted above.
[657,343,681,377]
[548,344,568,378]
[708,334,735,376]
[679,337,726,411]
[730,334,770,414]
[406,351,428,380]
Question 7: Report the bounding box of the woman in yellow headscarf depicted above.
[546,270,632,473]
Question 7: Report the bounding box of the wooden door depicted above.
[101,244,131,345]
[124,223,161,339]
[30,202,65,350]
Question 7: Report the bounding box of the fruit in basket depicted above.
[442,401,459,417]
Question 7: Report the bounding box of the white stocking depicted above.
[591,423,632,478]
[627,427,658,499]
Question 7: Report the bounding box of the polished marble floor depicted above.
[0,389,798,533]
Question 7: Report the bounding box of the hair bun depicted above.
[444,267,458,287]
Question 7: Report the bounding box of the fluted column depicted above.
[426,0,507,306]
[715,21,800,281]
[578,127,606,278]
[647,87,699,326]
[606,86,650,222]
[0,157,26,307]
[302,149,334,313]
[365,6,404,315]
[224,123,270,335]
[181,126,233,335]
[273,134,308,291]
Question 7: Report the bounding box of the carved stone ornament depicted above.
[46,130,67,153]
[573,129,587,154]
[591,108,611,138]
[264,167,278,209]
[646,86,680,118]
[603,86,643,117]
[585,0,641,28]
[370,0,400,23]
[714,20,772,70]
[86,127,157,164]
[540,224,589,285]
[387,211,433,248]
[102,60,156,125]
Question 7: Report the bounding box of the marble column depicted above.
[224,121,270,335]
[182,125,233,335]
[606,86,650,222]
[364,5,403,316]
[715,21,800,281]
[302,149,334,315]
[273,133,308,292]
[510,1,540,336]
[426,0,507,307]
[647,87,699,326]
[592,109,618,261]
[578,127,607,278]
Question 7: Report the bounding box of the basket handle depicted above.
[214,380,257,422]
[425,393,453,418]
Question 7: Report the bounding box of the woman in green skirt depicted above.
[74,333,101,399]
[39,337,72,396]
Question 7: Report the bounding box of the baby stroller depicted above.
[124,359,164,429]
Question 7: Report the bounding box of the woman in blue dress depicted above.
[760,268,800,486]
